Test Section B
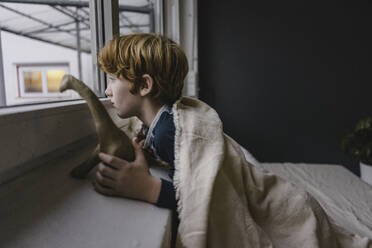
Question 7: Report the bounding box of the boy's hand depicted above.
[93,137,161,204]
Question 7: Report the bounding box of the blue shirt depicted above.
[142,105,177,209]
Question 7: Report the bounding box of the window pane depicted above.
[0,1,93,106]
[118,0,153,35]
[47,70,66,92]
[24,71,42,93]
[0,0,159,107]
[119,12,151,35]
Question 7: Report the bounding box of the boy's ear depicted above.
[140,74,154,97]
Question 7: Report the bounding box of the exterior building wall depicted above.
[1,31,93,106]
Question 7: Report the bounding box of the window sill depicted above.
[0,98,109,119]
[0,137,172,248]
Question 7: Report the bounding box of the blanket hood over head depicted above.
[171,96,372,248]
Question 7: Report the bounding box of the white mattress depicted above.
[260,162,372,239]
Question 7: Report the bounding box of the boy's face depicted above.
[105,74,141,118]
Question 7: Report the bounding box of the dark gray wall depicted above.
[198,1,372,175]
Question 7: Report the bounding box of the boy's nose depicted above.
[105,86,112,97]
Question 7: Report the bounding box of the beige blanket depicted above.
[171,97,372,248]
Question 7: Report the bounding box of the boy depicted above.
[93,33,188,245]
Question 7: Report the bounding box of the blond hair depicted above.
[98,33,189,105]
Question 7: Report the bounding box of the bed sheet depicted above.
[260,162,372,239]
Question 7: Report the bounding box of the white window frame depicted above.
[17,63,71,98]
[163,0,199,97]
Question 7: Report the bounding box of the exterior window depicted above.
[17,64,71,98]
[0,0,160,107]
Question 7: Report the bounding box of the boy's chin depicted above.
[116,111,131,119]
[117,112,127,118]
[116,108,136,119]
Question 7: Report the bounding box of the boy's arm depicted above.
[155,179,177,209]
